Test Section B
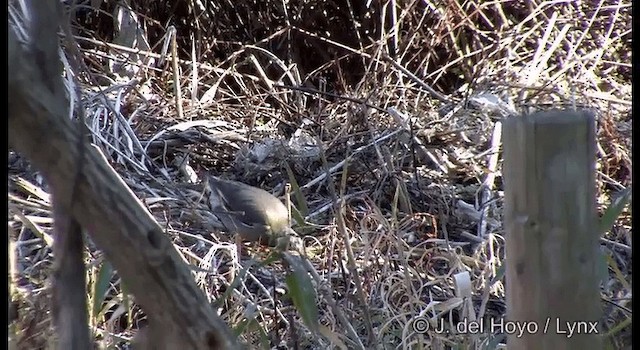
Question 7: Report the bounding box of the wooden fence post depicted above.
[503,110,602,349]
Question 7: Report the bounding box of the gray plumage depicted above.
[207,176,293,245]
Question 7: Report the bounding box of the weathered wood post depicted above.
[503,110,602,349]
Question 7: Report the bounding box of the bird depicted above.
[205,176,298,248]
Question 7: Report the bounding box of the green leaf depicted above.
[599,187,631,235]
[120,280,132,326]
[260,252,282,266]
[92,260,113,318]
[603,316,631,338]
[285,260,319,332]
[289,206,306,231]
[489,264,506,286]
[606,252,631,291]
[284,162,309,219]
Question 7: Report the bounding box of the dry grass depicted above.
[8,0,631,349]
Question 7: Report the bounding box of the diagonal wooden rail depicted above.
[8,2,241,349]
